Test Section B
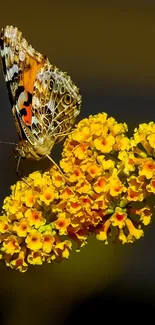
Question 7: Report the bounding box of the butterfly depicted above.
[0,25,82,169]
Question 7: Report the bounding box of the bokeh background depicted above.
[0,1,155,324]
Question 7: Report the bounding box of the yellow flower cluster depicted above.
[0,112,155,272]
[59,113,153,245]
[0,170,72,272]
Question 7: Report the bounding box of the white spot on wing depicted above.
[0,49,5,57]
[32,116,39,125]
[4,30,10,38]
[19,51,25,61]
[17,90,28,108]
[3,46,11,55]
[48,99,55,114]
[33,96,40,107]
[8,64,19,79]
[11,29,17,39]
[22,39,27,48]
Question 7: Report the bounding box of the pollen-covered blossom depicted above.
[0,112,155,272]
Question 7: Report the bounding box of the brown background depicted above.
[0,1,155,324]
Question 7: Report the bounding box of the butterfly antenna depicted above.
[0,141,16,145]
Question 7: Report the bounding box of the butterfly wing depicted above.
[0,25,82,158]
[29,61,82,148]
[0,25,46,140]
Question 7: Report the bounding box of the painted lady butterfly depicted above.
[0,25,82,164]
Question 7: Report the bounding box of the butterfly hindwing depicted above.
[29,61,81,147]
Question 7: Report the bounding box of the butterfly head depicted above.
[14,140,44,160]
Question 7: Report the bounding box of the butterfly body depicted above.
[0,25,81,160]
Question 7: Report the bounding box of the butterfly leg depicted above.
[15,156,33,190]
[46,154,66,178]
[16,156,23,179]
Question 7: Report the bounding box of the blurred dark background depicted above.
[0,1,155,324]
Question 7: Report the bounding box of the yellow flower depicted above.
[96,220,111,243]
[27,251,44,265]
[128,175,145,191]
[126,188,145,202]
[86,210,103,226]
[91,193,108,210]
[60,158,73,173]
[93,176,109,194]
[72,126,92,143]
[23,190,37,208]
[89,112,108,124]
[134,131,146,144]
[42,232,55,253]
[2,235,21,255]
[50,169,64,188]
[10,180,25,195]
[110,207,127,228]
[79,195,92,210]
[55,212,71,235]
[75,178,91,194]
[52,240,72,260]
[25,209,46,229]
[147,134,155,149]
[0,216,9,233]
[16,212,24,220]
[66,198,81,214]
[69,168,83,182]
[10,249,28,272]
[118,151,136,174]
[133,123,151,144]
[74,143,89,160]
[13,218,30,237]
[94,135,115,153]
[97,157,115,171]
[109,178,126,197]
[90,122,104,136]
[136,207,152,226]
[28,171,45,187]
[114,135,130,151]
[39,186,55,205]
[71,230,88,250]
[3,197,22,215]
[25,230,42,251]
[86,163,102,178]
[139,158,155,179]
[125,219,144,241]
[146,178,155,194]
[118,229,127,244]
[60,186,74,200]
[111,122,128,136]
